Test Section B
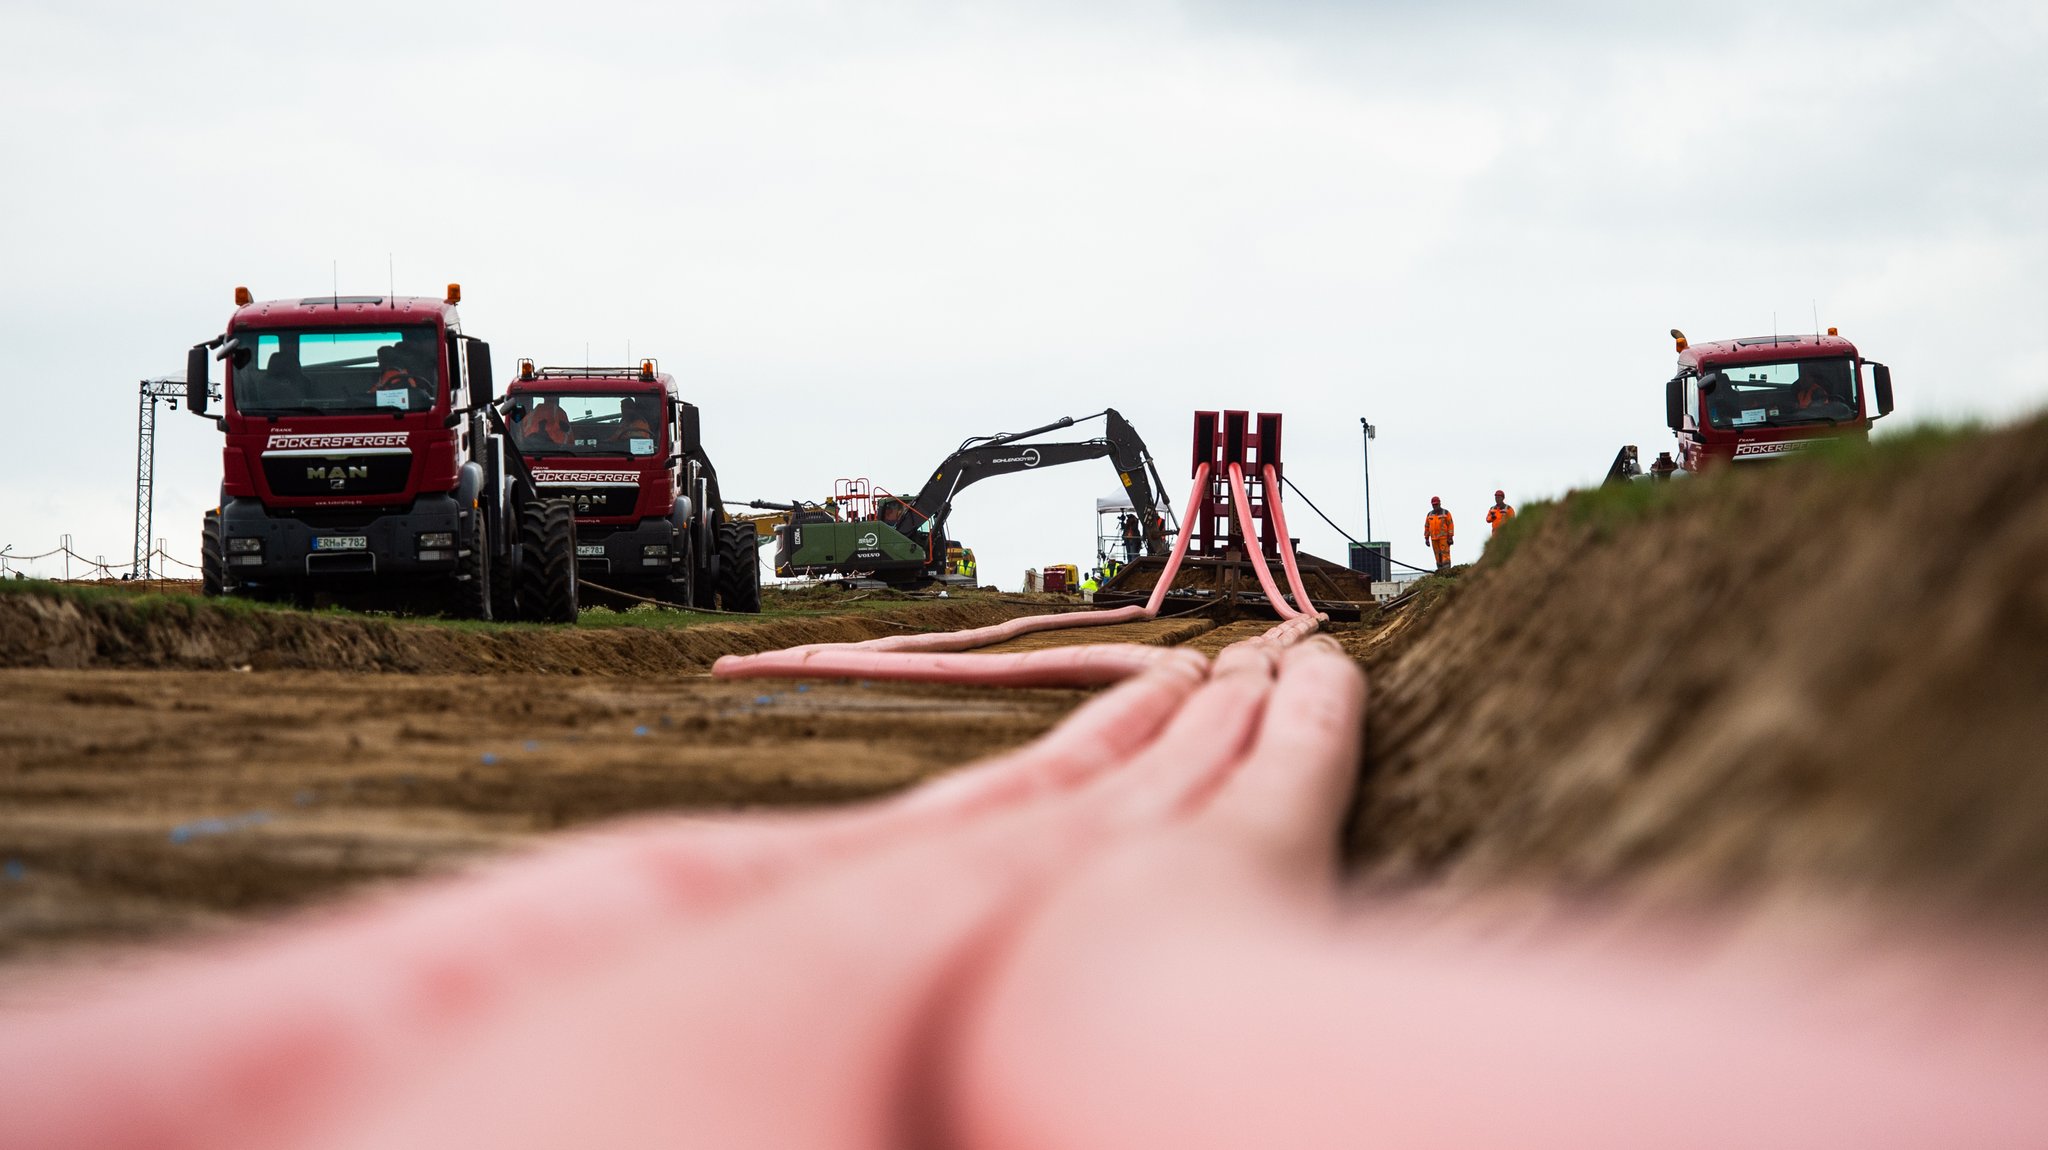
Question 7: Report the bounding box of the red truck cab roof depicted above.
[1680,332,1861,371]
[229,295,460,332]
[504,365,678,396]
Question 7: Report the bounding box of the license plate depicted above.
[313,535,368,552]
[576,544,606,557]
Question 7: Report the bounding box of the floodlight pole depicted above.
[1360,417,1376,542]
[131,376,189,579]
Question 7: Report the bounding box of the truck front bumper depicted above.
[574,519,681,580]
[218,495,470,584]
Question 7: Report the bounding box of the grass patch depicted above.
[0,577,1015,634]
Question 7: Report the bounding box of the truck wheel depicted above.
[717,521,762,613]
[518,498,580,624]
[201,512,227,598]
[454,518,493,621]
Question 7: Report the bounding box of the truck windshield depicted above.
[511,392,663,457]
[232,327,442,416]
[1700,357,1859,431]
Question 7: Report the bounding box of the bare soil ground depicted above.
[1343,419,2048,921]
[0,588,1088,967]
[13,419,2048,972]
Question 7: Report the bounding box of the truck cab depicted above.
[1663,328,1895,471]
[503,360,759,611]
[191,289,488,592]
[187,285,583,621]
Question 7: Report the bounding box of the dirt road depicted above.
[0,590,1094,967]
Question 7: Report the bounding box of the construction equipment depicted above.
[1041,564,1081,593]
[1608,327,1895,483]
[502,360,760,613]
[1096,410,1381,620]
[184,284,581,622]
[755,409,1177,588]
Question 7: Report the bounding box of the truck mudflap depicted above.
[216,495,468,584]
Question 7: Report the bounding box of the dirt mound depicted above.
[1346,420,2048,917]
[1103,550,1379,606]
[0,586,1038,676]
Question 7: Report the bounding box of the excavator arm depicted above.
[899,409,1177,559]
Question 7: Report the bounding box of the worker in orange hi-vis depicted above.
[1485,489,1516,536]
[1424,496,1455,572]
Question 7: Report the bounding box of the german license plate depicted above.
[313,535,368,552]
[576,544,606,557]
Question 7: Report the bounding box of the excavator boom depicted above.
[768,409,1177,587]
[903,409,1175,555]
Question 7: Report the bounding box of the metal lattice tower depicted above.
[132,377,190,579]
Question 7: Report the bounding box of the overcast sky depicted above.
[3,0,2044,586]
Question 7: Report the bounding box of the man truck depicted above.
[185,285,580,622]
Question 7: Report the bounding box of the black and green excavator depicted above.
[746,409,1176,587]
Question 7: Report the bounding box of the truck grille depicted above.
[538,485,638,517]
[262,451,412,498]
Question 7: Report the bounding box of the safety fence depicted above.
[0,542,200,582]
[2,467,2046,1148]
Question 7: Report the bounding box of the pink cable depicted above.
[1141,462,1209,617]
[0,659,1212,1150]
[715,643,1204,686]
[712,464,1214,684]
[1261,463,1319,619]
[944,642,2048,1150]
[1224,462,1303,621]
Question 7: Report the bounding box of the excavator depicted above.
[746,409,1176,587]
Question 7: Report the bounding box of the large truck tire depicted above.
[453,518,494,621]
[717,521,762,614]
[200,511,226,598]
[517,498,580,624]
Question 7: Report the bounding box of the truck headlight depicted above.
[416,532,455,549]
[228,537,262,554]
[641,544,669,558]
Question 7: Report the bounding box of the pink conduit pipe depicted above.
[302,630,1289,1149]
[713,463,1213,682]
[0,660,1209,1150]
[1262,462,1320,619]
[946,643,2048,1150]
[1223,461,1305,622]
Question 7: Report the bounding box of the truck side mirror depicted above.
[466,339,495,406]
[1872,362,1894,417]
[186,345,210,416]
[1664,376,1682,431]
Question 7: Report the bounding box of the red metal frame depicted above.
[1189,410,1284,557]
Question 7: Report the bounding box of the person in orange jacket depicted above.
[518,396,570,449]
[1424,496,1455,571]
[1485,489,1516,536]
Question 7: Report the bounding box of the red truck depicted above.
[184,285,581,621]
[503,360,760,612]
[1610,327,1896,481]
